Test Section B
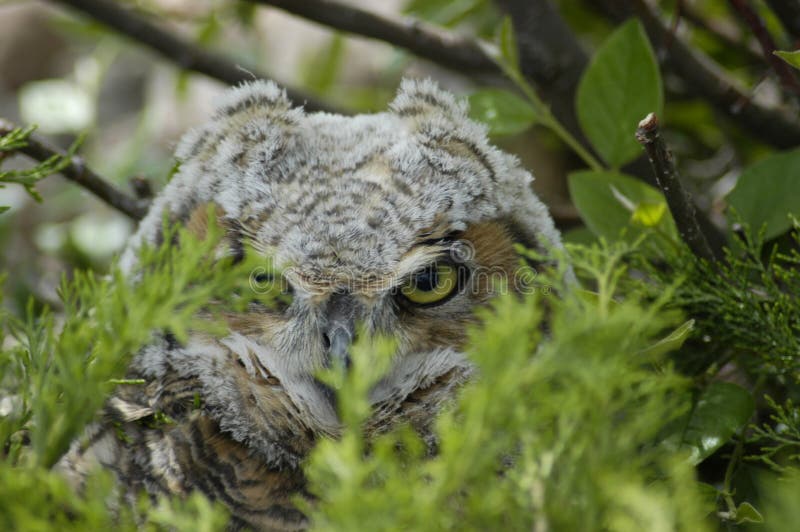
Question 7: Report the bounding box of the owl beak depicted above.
[324,323,353,369]
[322,292,358,369]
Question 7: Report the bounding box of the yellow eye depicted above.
[400,263,461,306]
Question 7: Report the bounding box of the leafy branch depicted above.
[748,396,800,474]
[0,125,83,203]
[0,120,149,220]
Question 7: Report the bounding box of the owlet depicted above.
[58,79,567,530]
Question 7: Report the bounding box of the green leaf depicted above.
[774,49,800,70]
[234,2,257,27]
[497,16,519,72]
[576,19,663,168]
[568,170,675,242]
[640,319,694,358]
[680,382,754,464]
[468,89,537,136]
[734,502,764,524]
[695,482,721,516]
[726,148,800,240]
[404,0,483,26]
[630,200,667,228]
[562,226,597,246]
[195,13,221,46]
[302,33,346,95]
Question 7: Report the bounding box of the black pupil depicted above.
[416,266,438,292]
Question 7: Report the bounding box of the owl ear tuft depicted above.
[175,80,300,164]
[389,78,469,122]
[214,80,293,119]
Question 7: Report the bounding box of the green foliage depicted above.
[726,149,800,240]
[631,229,800,380]
[774,49,800,70]
[404,0,498,34]
[665,382,755,465]
[568,170,677,247]
[0,211,277,529]
[0,126,83,203]
[301,34,347,96]
[749,396,800,474]
[304,242,711,531]
[467,88,537,136]
[576,19,663,169]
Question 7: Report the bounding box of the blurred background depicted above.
[0,0,791,315]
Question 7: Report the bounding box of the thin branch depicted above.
[255,0,606,165]
[48,0,340,113]
[636,113,718,262]
[0,120,150,220]
[595,0,800,149]
[249,0,498,73]
[728,0,800,98]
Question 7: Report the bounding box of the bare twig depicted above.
[727,0,800,97]
[636,113,718,262]
[48,0,340,113]
[0,120,150,220]
[594,0,800,149]
[129,176,154,199]
[249,0,498,73]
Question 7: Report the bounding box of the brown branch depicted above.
[595,0,800,149]
[249,0,498,73]
[636,113,718,262]
[254,0,608,164]
[728,0,800,97]
[47,0,340,113]
[0,120,150,220]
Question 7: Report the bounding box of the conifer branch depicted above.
[0,120,150,220]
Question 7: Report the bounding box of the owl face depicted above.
[123,79,565,464]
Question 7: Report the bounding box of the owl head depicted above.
[121,79,567,465]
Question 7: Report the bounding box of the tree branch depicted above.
[47,0,340,113]
[636,113,718,262]
[594,0,800,149]
[249,0,498,73]
[0,120,150,220]
[727,0,800,98]
[254,0,610,165]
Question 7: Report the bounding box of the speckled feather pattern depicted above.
[121,79,562,276]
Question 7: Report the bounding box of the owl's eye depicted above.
[399,262,465,306]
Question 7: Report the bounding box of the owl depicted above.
[58,79,567,530]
